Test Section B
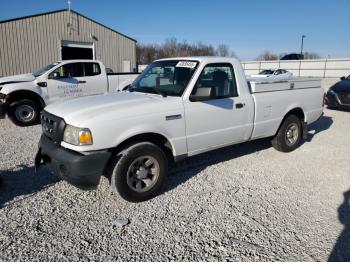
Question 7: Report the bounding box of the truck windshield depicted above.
[130,60,198,97]
[33,62,60,77]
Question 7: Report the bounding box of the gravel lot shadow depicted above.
[164,138,272,193]
[305,115,333,142]
[0,165,59,208]
[165,115,333,194]
[328,190,350,262]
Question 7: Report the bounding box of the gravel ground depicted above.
[0,108,349,261]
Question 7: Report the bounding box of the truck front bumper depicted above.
[35,135,111,189]
[0,101,9,119]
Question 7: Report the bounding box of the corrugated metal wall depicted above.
[0,10,136,77]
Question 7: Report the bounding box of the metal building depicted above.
[0,9,137,77]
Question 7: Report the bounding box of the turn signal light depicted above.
[79,130,93,145]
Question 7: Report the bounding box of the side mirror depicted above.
[190,87,216,102]
[49,72,60,79]
[340,76,346,80]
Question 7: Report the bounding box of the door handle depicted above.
[235,103,245,109]
[78,80,86,84]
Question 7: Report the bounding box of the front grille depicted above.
[41,111,66,144]
[337,92,350,105]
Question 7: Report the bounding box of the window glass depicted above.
[192,63,238,99]
[131,60,198,96]
[33,62,60,77]
[84,63,101,76]
[50,63,84,78]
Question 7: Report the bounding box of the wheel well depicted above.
[275,108,305,136]
[109,133,175,163]
[285,108,305,121]
[7,90,45,109]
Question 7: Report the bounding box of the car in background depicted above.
[326,75,350,110]
[250,69,293,79]
[280,53,304,60]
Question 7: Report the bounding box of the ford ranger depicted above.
[0,60,138,126]
[35,57,324,202]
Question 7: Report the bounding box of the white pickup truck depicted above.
[35,57,324,202]
[0,60,138,126]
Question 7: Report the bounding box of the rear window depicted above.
[84,63,101,76]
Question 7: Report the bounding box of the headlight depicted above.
[63,124,93,146]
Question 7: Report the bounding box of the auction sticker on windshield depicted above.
[176,61,197,69]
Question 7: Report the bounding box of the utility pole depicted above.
[300,35,306,56]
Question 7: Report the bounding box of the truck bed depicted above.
[249,77,324,140]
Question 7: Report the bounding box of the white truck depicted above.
[0,60,139,126]
[35,57,324,202]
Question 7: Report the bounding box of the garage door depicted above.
[61,40,94,60]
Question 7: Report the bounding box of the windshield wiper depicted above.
[145,87,167,97]
[129,86,167,97]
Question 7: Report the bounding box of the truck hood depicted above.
[45,92,181,126]
[0,73,35,85]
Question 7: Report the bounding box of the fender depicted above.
[112,124,178,156]
[6,88,46,109]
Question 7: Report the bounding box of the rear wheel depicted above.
[108,142,168,202]
[272,115,302,152]
[8,99,41,126]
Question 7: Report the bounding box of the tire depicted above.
[108,142,168,202]
[8,99,41,127]
[272,114,302,152]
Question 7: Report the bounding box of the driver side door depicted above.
[184,63,250,155]
[46,62,85,104]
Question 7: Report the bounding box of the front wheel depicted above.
[8,99,41,126]
[108,142,168,202]
[272,115,302,152]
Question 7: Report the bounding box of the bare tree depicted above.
[303,52,321,59]
[216,44,230,57]
[256,50,279,61]
[136,38,237,64]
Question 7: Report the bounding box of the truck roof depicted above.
[155,56,240,64]
[56,59,102,63]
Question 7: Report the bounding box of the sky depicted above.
[0,0,349,60]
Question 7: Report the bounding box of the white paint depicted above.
[42,57,323,159]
